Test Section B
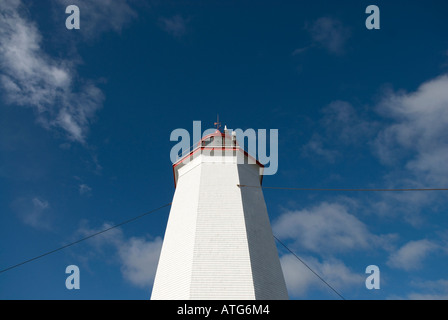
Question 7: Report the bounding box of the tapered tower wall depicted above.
[151,132,288,300]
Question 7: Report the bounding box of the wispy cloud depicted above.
[366,74,448,222]
[0,0,104,144]
[159,14,188,37]
[374,74,448,186]
[305,17,351,55]
[55,0,138,39]
[387,239,439,271]
[291,45,313,56]
[388,279,448,300]
[301,133,339,163]
[75,221,162,288]
[79,183,92,196]
[118,236,163,287]
[273,202,394,255]
[301,101,378,162]
[301,74,448,221]
[407,279,448,300]
[280,254,363,298]
[10,196,52,230]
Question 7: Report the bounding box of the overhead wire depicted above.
[274,235,346,300]
[238,184,448,192]
[0,202,172,275]
[4,183,446,296]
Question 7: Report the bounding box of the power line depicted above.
[238,184,448,192]
[0,202,172,275]
[2,199,347,300]
[274,235,346,300]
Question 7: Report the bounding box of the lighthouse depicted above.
[151,123,288,300]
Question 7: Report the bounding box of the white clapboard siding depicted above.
[151,130,288,300]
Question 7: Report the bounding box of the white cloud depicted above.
[0,0,104,144]
[280,254,363,298]
[407,279,448,300]
[387,239,438,271]
[117,237,163,287]
[363,74,448,221]
[273,202,393,254]
[389,279,448,300]
[306,17,351,55]
[407,292,448,300]
[76,222,162,288]
[374,74,448,186]
[303,76,448,183]
[301,74,448,222]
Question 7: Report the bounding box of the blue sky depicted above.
[1,0,448,300]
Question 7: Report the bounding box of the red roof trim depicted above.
[172,146,265,188]
[174,147,264,169]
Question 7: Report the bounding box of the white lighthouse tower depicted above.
[151,123,288,300]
